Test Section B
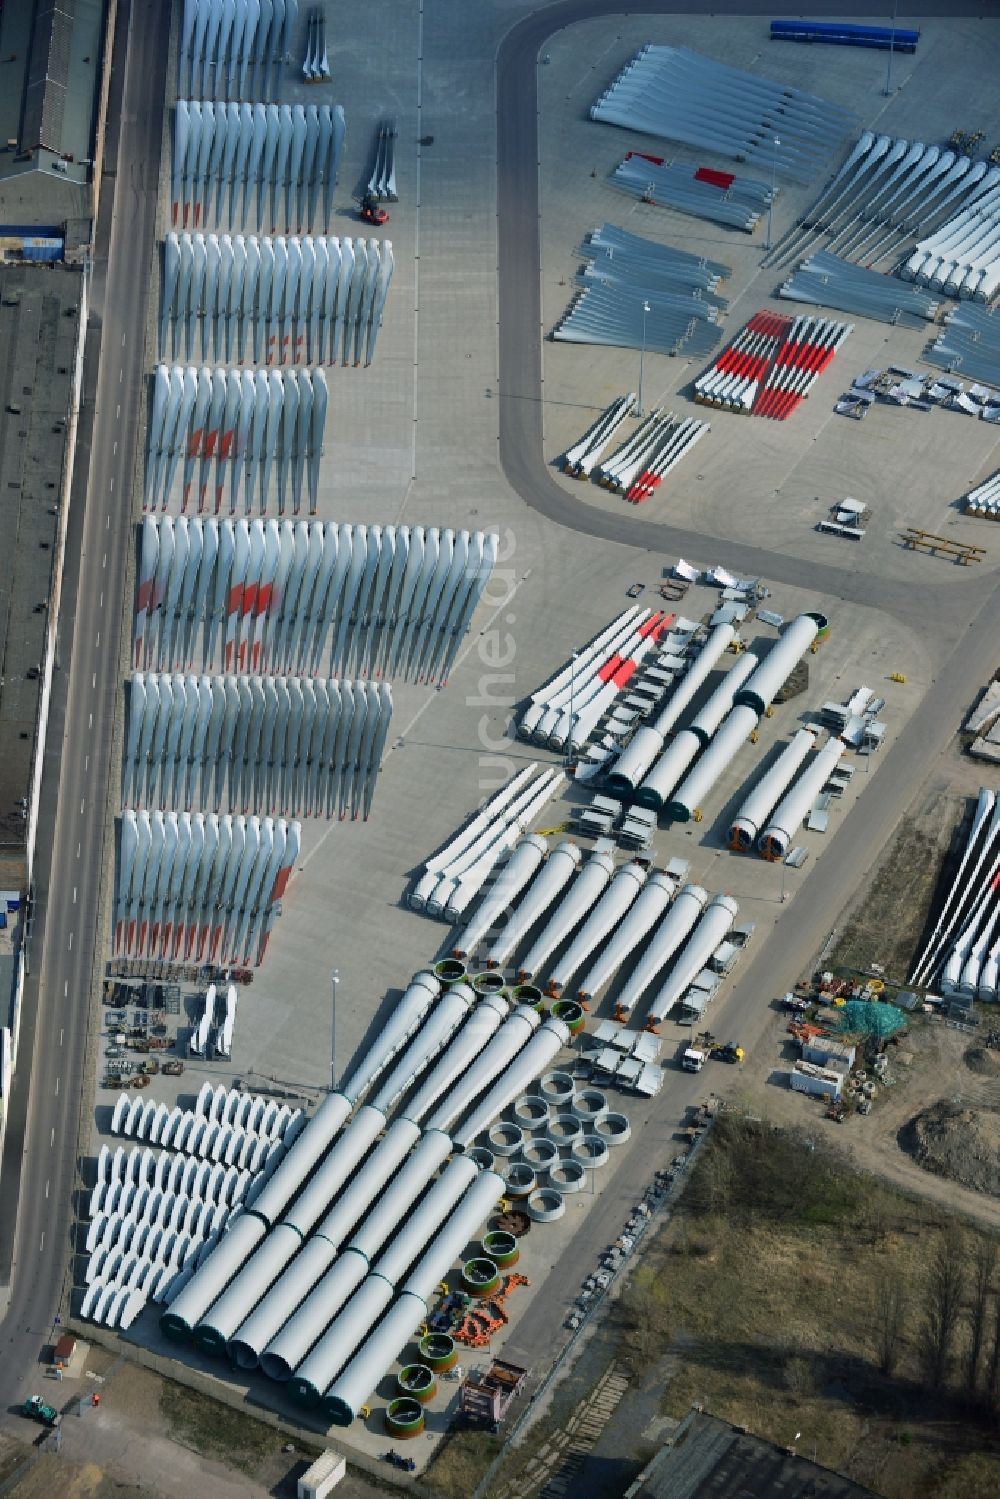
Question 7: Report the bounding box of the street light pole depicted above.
[765,136,780,253]
[636,299,650,417]
[884,0,899,96]
[331,969,339,1091]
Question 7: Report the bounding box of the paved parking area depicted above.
[537,13,1000,585]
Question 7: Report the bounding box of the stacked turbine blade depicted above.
[133,516,498,687]
[694,313,793,412]
[114,809,302,966]
[179,0,294,101]
[911,789,1000,1001]
[516,607,673,753]
[562,395,635,477]
[611,154,773,232]
[301,6,331,82]
[145,365,329,515]
[779,251,938,328]
[171,100,346,236]
[367,119,398,201]
[554,224,729,359]
[904,201,1000,303]
[410,765,565,920]
[594,412,710,501]
[591,45,856,183]
[926,304,1000,388]
[964,470,1000,520]
[752,315,853,419]
[160,233,394,368]
[124,673,392,821]
[772,130,1000,273]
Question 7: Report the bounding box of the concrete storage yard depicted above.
[3,0,997,1494]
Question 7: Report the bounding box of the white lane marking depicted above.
[45,1180,50,1199]
[68,932,73,950]
[106,515,110,529]
[121,332,126,346]
[80,798,85,814]
[39,1233,45,1253]
[92,673,96,687]
[99,593,103,607]
[110,479,114,492]
[63,982,67,998]
[76,843,80,858]
[113,440,117,455]
[88,713,93,728]
[119,369,123,383]
[116,405,120,419]
[95,632,100,647]
[72,887,77,904]
[55,1076,60,1096]
[102,554,107,568]
[84,756,89,771]
[50,1127,55,1147]
[59,1028,64,1045]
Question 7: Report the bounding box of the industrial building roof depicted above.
[0,261,83,880]
[0,0,105,228]
[627,1411,877,1499]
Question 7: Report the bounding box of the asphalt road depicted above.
[0,0,170,1414]
[495,0,1000,1387]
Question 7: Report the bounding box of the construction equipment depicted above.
[710,1040,745,1064]
[825,1101,848,1123]
[382,1452,417,1473]
[780,991,811,1014]
[360,192,389,226]
[626,582,645,598]
[22,1395,61,1428]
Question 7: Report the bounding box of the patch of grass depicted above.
[682,1112,868,1228]
[826,810,964,983]
[603,1115,1000,1499]
[424,1428,503,1499]
[158,1378,292,1477]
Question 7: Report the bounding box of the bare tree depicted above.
[873,1274,907,1377]
[920,1227,966,1391]
[966,1238,997,1400]
[988,1291,1000,1411]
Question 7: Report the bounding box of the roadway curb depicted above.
[64,0,173,1326]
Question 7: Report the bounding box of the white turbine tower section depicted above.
[729,727,818,850]
[612,883,708,1021]
[575,870,676,1003]
[759,737,846,861]
[483,841,583,971]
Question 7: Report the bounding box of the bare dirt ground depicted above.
[747,1015,1000,1234]
[902,1101,1000,1200]
[0,1355,387,1499]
